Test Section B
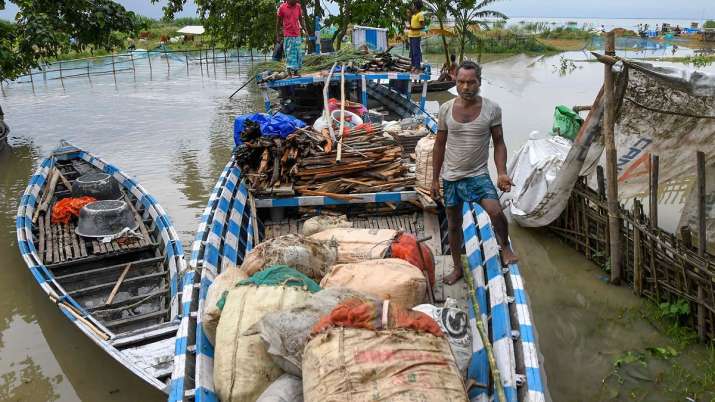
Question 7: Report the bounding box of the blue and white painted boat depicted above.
[169,74,548,402]
[16,141,186,392]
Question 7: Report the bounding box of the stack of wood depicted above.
[360,51,413,73]
[234,124,415,197]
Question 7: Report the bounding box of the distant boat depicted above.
[411,79,456,93]
[16,141,186,392]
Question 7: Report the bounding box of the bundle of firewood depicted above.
[360,51,413,73]
[234,124,415,197]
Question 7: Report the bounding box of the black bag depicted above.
[272,41,284,61]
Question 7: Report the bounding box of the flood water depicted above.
[1,50,713,401]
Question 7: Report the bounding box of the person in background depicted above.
[406,0,426,73]
[439,54,458,82]
[276,0,308,76]
[431,60,518,285]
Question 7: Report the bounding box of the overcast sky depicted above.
[1,0,714,20]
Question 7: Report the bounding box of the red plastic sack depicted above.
[390,232,435,287]
[51,196,97,224]
[312,299,443,337]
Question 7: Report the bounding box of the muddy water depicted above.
[0,52,713,401]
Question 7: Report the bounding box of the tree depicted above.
[448,0,506,63]
[159,0,322,54]
[0,0,136,81]
[325,0,408,51]
[424,0,452,66]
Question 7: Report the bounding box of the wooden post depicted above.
[147,50,153,78]
[185,54,190,76]
[28,69,35,92]
[165,50,170,74]
[223,49,228,77]
[212,47,217,77]
[199,50,204,78]
[697,151,706,256]
[86,61,92,85]
[43,64,47,82]
[111,53,117,86]
[680,226,693,249]
[59,61,65,88]
[633,200,643,296]
[130,53,136,82]
[696,150,707,341]
[649,154,659,229]
[596,165,606,200]
[603,30,622,284]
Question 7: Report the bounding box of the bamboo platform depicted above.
[549,177,715,341]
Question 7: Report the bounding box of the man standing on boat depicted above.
[406,0,426,73]
[431,60,518,285]
[276,0,307,76]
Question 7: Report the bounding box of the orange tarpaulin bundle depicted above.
[312,298,443,337]
[51,196,96,224]
[390,232,436,287]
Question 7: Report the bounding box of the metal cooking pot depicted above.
[72,172,122,200]
[75,200,138,238]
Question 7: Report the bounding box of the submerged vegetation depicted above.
[600,301,715,400]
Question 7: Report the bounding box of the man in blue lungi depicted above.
[276,0,308,76]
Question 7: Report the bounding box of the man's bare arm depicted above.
[491,125,513,191]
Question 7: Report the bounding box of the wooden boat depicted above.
[16,141,186,392]
[169,74,547,402]
[410,79,456,93]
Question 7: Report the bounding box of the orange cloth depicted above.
[390,232,436,287]
[51,196,97,224]
[312,299,443,337]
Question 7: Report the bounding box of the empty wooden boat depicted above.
[16,141,186,392]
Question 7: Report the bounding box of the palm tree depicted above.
[424,0,453,68]
[449,0,507,63]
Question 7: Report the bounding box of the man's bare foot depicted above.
[501,246,519,266]
[443,266,464,285]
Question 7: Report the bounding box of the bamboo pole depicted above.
[59,61,65,88]
[212,47,217,77]
[185,54,190,76]
[337,64,346,163]
[111,53,117,87]
[463,265,507,402]
[105,263,132,305]
[147,50,153,78]
[696,151,707,341]
[650,154,659,229]
[603,30,622,284]
[130,53,136,82]
[86,61,92,85]
[633,199,643,295]
[697,151,706,256]
[322,63,337,141]
[165,49,170,74]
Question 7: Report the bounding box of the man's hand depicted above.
[497,174,514,192]
[430,179,441,201]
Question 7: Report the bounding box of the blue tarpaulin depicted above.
[233,113,306,146]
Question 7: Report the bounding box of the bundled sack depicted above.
[309,228,398,263]
[413,302,473,375]
[202,266,248,345]
[303,300,468,402]
[248,288,374,376]
[241,234,337,281]
[390,232,436,287]
[214,266,319,402]
[320,258,427,308]
[301,214,352,237]
[256,374,303,402]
